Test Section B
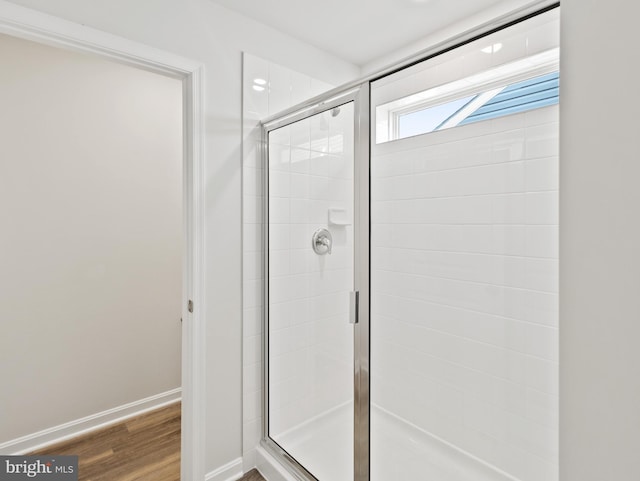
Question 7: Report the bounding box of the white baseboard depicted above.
[205,457,243,481]
[0,388,181,455]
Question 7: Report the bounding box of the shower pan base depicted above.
[259,404,521,481]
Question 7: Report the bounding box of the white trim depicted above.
[438,87,505,129]
[0,389,181,455]
[256,447,297,481]
[0,3,206,480]
[205,458,244,481]
[0,1,200,76]
[377,47,559,143]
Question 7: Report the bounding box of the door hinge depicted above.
[188,299,193,313]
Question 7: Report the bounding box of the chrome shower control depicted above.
[312,228,332,255]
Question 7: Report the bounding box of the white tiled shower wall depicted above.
[242,53,334,470]
[370,107,559,481]
[369,11,559,481]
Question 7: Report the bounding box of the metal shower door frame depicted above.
[259,2,561,479]
[260,83,371,481]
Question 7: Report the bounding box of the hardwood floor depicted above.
[29,402,181,481]
[29,403,270,481]
[236,469,266,481]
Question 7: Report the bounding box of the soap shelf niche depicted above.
[328,208,351,226]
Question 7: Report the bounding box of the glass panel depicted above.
[370,9,559,481]
[268,102,355,481]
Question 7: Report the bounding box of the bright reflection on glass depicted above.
[398,95,475,138]
[481,42,503,53]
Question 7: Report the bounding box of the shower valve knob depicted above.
[312,228,332,255]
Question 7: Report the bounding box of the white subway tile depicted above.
[290,116,310,150]
[525,356,558,395]
[308,199,329,224]
[269,301,292,331]
[505,412,558,461]
[289,198,308,224]
[290,298,311,325]
[309,175,329,200]
[290,147,310,174]
[524,324,558,362]
[269,249,290,277]
[526,388,558,429]
[491,128,526,162]
[525,123,559,159]
[269,224,290,250]
[290,223,311,249]
[521,290,558,327]
[309,111,329,153]
[269,170,290,198]
[327,154,352,179]
[492,193,526,224]
[525,156,559,192]
[525,105,558,127]
[289,248,309,276]
[309,152,329,176]
[525,225,558,258]
[268,197,290,224]
[524,257,558,293]
[525,191,559,225]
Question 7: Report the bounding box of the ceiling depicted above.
[210,0,527,67]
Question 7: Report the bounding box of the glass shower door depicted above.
[369,8,560,481]
[265,100,357,481]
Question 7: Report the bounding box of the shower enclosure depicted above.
[261,4,559,481]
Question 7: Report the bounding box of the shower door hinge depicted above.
[188,300,193,313]
[349,291,359,324]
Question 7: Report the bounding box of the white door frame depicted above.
[0,2,206,480]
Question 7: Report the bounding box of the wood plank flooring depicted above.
[29,401,181,481]
[236,469,266,481]
[29,402,267,481]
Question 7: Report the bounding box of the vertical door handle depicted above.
[350,291,359,324]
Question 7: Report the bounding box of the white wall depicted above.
[2,0,360,473]
[0,33,182,442]
[560,1,640,480]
